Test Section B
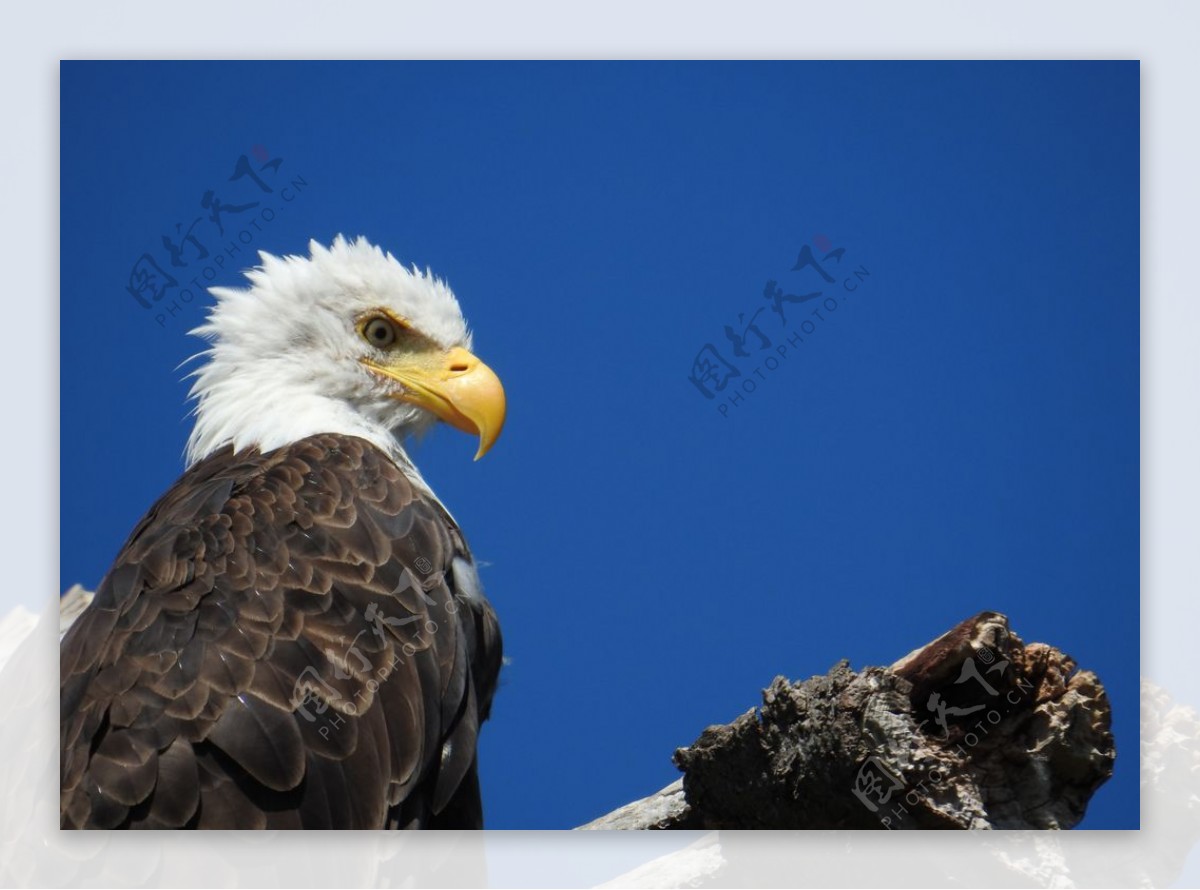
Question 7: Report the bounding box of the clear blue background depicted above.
[60,61,1139,829]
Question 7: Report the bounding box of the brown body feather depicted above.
[60,433,502,829]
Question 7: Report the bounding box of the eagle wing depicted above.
[60,433,502,829]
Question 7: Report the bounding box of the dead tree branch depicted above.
[579,611,1114,830]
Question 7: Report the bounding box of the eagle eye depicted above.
[361,316,399,349]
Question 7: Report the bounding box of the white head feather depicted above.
[185,236,473,479]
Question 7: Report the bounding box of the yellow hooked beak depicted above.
[362,346,506,460]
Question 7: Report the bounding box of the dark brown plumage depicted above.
[60,433,502,829]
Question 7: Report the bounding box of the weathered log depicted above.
[580,611,1114,830]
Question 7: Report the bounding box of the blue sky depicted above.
[60,61,1139,829]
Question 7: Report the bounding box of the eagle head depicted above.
[185,235,506,468]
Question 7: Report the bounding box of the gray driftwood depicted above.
[578,611,1114,830]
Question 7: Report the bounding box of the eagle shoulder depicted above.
[60,433,502,829]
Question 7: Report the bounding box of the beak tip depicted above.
[473,435,496,461]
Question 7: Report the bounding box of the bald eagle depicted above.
[60,236,506,829]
